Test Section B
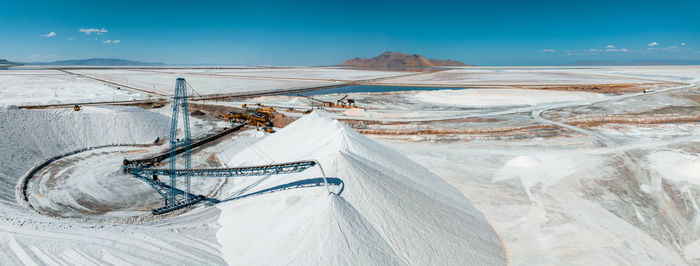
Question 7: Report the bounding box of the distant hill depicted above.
[0,59,20,66]
[29,58,164,66]
[341,51,470,67]
[565,59,700,66]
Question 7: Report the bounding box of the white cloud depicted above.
[606,45,615,48]
[587,48,601,52]
[41,32,56,37]
[113,40,120,43]
[103,40,111,43]
[681,43,686,46]
[80,28,108,35]
[542,49,556,52]
[102,39,120,44]
[648,42,659,47]
[605,48,629,52]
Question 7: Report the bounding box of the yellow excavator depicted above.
[223,104,275,133]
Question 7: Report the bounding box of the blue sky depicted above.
[1,0,698,65]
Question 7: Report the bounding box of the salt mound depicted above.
[506,155,540,168]
[216,111,506,265]
[217,192,401,264]
[286,97,310,106]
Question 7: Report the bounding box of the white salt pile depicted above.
[216,111,506,265]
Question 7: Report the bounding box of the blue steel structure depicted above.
[123,78,328,215]
[139,160,317,178]
[168,78,194,209]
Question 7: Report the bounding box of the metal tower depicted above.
[122,77,331,215]
[167,78,194,207]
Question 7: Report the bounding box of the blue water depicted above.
[293,85,468,96]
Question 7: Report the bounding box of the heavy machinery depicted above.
[299,94,356,109]
[223,104,275,132]
[123,78,330,215]
[336,95,355,107]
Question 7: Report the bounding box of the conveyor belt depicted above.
[123,123,244,168]
[129,160,316,178]
[131,171,206,215]
[124,160,322,215]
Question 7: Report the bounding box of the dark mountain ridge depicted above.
[28,58,165,66]
[341,51,470,67]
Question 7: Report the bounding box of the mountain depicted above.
[341,51,470,67]
[565,59,700,66]
[0,59,20,66]
[29,58,164,66]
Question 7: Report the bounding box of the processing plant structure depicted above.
[123,78,329,215]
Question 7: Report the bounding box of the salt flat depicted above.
[69,69,341,96]
[414,88,608,107]
[0,65,697,265]
[0,70,142,106]
[69,67,412,96]
[0,67,413,105]
[377,67,670,86]
[146,67,411,81]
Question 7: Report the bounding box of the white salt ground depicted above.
[342,107,370,117]
[492,153,594,200]
[415,88,607,107]
[647,150,700,185]
[0,71,143,106]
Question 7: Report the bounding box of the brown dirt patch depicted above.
[514,83,680,94]
[566,113,700,127]
[357,124,561,136]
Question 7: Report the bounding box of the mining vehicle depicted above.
[221,104,275,132]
